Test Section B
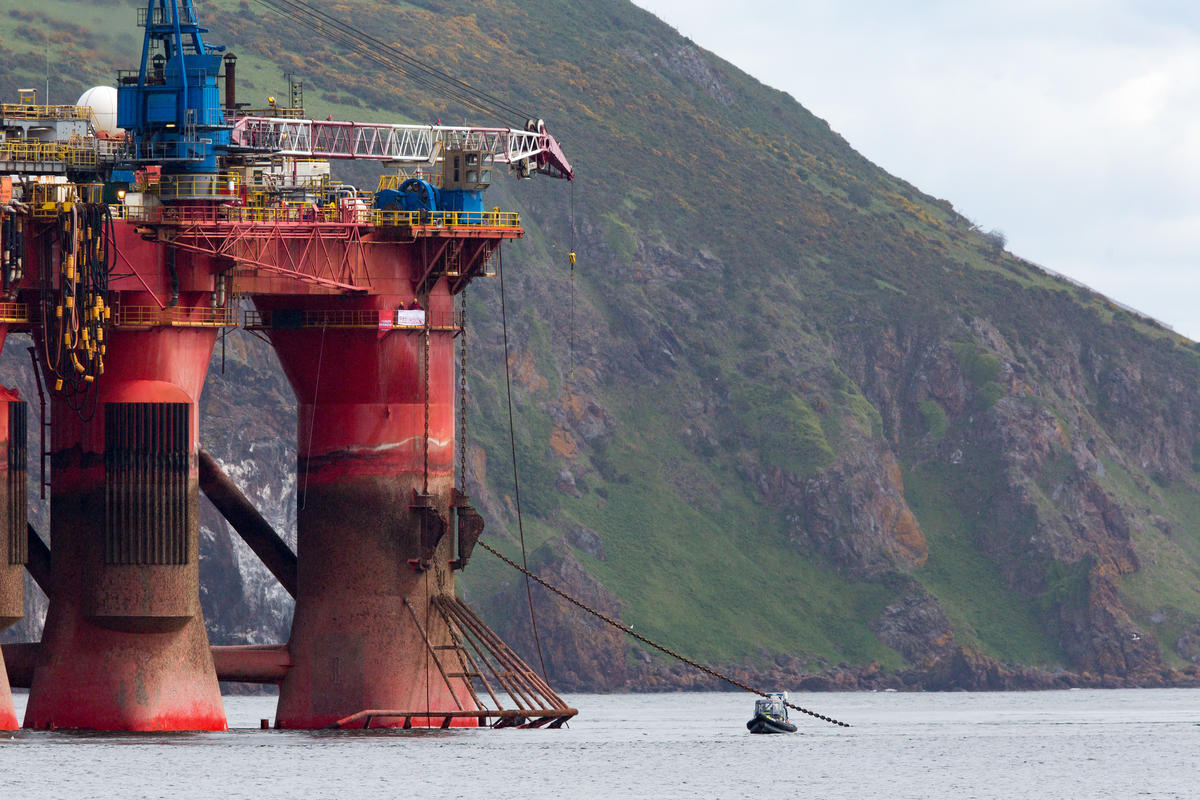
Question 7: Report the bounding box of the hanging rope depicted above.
[477,540,851,728]
[497,248,549,680]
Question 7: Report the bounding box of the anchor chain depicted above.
[478,540,852,728]
[458,288,468,490]
[422,315,430,495]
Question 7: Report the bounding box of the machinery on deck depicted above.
[0,0,575,731]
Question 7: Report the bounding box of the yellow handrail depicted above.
[0,302,30,324]
[112,200,521,229]
[1,104,92,122]
[115,306,237,328]
[371,209,520,228]
[377,171,441,191]
[0,140,98,166]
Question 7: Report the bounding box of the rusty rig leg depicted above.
[23,322,226,731]
[0,381,27,730]
[259,293,478,729]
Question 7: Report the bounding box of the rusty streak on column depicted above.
[257,285,476,729]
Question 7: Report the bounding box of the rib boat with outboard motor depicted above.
[746,692,797,734]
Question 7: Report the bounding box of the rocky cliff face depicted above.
[195,324,297,646]
[5,0,1200,694]
[845,287,1200,679]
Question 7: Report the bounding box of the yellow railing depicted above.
[377,171,441,191]
[372,209,520,228]
[245,179,324,196]
[0,140,98,167]
[145,173,242,201]
[0,302,30,324]
[109,199,520,229]
[110,203,160,222]
[245,308,461,330]
[1,103,93,122]
[115,305,238,328]
[25,183,104,217]
[235,106,306,119]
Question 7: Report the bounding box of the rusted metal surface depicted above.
[0,385,25,730]
[198,448,297,597]
[272,471,472,728]
[323,595,577,730]
[436,596,573,716]
[450,490,484,571]
[261,288,478,729]
[211,644,291,683]
[327,707,576,730]
[6,399,27,567]
[104,402,191,565]
[0,390,25,624]
[1,642,38,688]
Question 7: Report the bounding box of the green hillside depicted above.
[5,0,1200,688]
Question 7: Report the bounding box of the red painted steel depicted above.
[0,371,21,729]
[257,287,478,728]
[23,304,226,730]
[210,644,291,684]
[0,660,13,731]
[7,203,528,731]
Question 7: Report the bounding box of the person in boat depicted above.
[747,692,797,734]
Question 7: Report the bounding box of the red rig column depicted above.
[0,359,28,729]
[24,295,226,730]
[259,290,476,728]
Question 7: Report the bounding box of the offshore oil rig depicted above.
[0,0,575,730]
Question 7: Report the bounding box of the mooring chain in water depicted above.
[477,541,851,728]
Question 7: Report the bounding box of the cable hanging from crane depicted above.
[252,0,535,124]
[567,180,577,383]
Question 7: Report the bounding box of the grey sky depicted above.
[634,1,1200,338]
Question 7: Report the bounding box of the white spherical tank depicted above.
[76,86,121,134]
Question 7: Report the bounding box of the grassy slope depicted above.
[6,0,1200,672]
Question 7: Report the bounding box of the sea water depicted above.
[1,689,1197,799]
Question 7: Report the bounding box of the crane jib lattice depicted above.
[230,117,573,177]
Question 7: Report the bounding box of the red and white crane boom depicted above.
[230,116,574,180]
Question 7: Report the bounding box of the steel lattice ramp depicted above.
[326,594,576,730]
